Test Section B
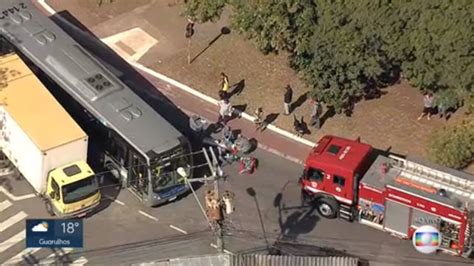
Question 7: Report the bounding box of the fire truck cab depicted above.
[300,135,372,220]
[300,135,474,257]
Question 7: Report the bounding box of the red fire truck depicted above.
[299,135,474,257]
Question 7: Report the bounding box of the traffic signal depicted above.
[185,21,194,38]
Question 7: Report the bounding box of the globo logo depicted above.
[412,225,441,254]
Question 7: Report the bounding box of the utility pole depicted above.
[180,147,233,254]
[185,18,195,64]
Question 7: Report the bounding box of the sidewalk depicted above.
[136,68,312,164]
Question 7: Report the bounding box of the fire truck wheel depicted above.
[316,198,339,219]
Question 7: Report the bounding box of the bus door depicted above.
[128,151,149,200]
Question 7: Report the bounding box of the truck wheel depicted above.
[45,201,55,217]
[316,197,339,219]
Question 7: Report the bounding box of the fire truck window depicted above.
[333,175,346,187]
[307,168,324,182]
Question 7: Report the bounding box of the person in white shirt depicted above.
[217,98,234,125]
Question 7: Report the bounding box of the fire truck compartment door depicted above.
[384,200,410,237]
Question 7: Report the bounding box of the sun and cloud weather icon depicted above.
[31,221,49,232]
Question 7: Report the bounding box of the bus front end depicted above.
[147,140,193,206]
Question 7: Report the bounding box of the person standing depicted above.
[417,92,434,121]
[283,85,293,115]
[309,99,323,129]
[219,72,230,93]
[217,98,234,125]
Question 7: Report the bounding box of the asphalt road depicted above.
[1,147,470,265]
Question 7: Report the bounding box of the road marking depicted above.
[0,211,27,232]
[3,248,42,265]
[169,225,187,235]
[0,200,12,212]
[71,256,88,265]
[138,210,158,222]
[0,230,25,253]
[104,196,125,206]
[0,187,36,201]
[40,248,75,264]
[210,243,234,255]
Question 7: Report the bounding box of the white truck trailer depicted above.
[0,52,101,217]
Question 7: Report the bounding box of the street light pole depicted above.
[187,38,192,65]
[180,147,226,253]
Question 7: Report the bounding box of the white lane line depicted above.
[0,200,12,212]
[0,230,25,253]
[104,196,125,206]
[3,248,42,265]
[0,211,27,232]
[0,187,36,201]
[210,243,234,255]
[71,256,88,265]
[169,225,187,235]
[138,210,158,222]
[40,248,75,264]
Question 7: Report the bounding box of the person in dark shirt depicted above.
[283,85,293,115]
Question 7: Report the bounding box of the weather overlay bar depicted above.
[26,219,83,248]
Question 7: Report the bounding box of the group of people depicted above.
[283,85,323,136]
[417,92,452,121]
[217,73,324,137]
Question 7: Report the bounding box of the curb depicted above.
[36,0,311,164]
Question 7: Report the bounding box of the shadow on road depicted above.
[273,192,319,243]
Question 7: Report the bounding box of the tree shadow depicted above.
[190,26,231,64]
[229,79,245,98]
[290,92,308,112]
[273,192,319,243]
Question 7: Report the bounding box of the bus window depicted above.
[151,147,191,193]
[108,131,129,167]
[130,152,148,195]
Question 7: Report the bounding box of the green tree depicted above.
[184,0,473,114]
[184,0,227,22]
[427,120,474,169]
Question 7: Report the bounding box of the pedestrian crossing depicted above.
[0,199,88,265]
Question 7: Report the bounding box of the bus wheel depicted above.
[316,197,339,219]
[45,201,55,217]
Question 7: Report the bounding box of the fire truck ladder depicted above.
[388,155,474,201]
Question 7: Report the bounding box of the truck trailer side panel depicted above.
[0,53,89,194]
[0,107,44,193]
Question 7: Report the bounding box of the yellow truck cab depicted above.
[46,161,101,218]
